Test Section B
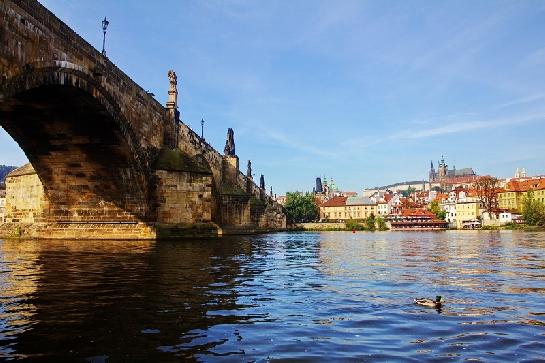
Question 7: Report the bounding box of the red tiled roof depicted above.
[400,208,435,217]
[506,178,545,192]
[321,196,347,207]
[435,193,448,201]
[466,189,479,197]
[443,175,479,185]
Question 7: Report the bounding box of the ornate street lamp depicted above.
[101,17,109,56]
[201,118,205,139]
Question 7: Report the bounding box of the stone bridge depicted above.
[0,0,286,239]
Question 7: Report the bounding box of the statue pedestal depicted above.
[222,155,239,187]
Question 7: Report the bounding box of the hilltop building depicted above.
[514,167,527,179]
[428,157,478,191]
[314,176,353,203]
[429,156,476,183]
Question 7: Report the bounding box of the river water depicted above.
[0,231,544,362]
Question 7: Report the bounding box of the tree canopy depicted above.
[428,200,446,220]
[473,176,500,219]
[522,191,545,226]
[365,213,376,231]
[400,186,417,198]
[283,192,319,224]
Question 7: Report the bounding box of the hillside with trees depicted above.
[0,165,16,184]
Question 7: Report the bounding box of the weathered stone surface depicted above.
[221,194,251,227]
[4,164,47,223]
[0,0,173,227]
[0,222,155,240]
[0,0,286,239]
[155,169,212,225]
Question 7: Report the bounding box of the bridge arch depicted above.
[0,66,153,223]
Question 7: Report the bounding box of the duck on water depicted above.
[414,295,443,308]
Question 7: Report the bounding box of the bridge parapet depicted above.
[1,0,171,154]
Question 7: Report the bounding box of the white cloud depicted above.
[263,129,336,158]
[392,112,545,140]
[492,93,545,110]
[520,47,545,67]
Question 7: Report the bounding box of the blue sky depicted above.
[2,0,545,194]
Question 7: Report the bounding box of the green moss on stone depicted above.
[221,184,247,196]
[250,196,266,207]
[155,148,211,174]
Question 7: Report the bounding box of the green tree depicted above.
[473,176,500,219]
[284,192,319,223]
[345,219,365,231]
[376,216,388,231]
[400,186,416,198]
[365,213,376,231]
[522,191,545,226]
[428,200,446,220]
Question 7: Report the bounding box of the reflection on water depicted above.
[0,231,544,361]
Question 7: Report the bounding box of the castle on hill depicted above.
[429,156,476,183]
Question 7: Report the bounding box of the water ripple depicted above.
[0,232,544,361]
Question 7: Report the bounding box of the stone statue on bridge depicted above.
[247,160,252,178]
[224,128,236,156]
[167,70,177,109]
[260,174,265,190]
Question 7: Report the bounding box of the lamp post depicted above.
[101,17,109,56]
[201,118,205,139]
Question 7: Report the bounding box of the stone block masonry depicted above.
[155,170,213,225]
[0,0,286,239]
[4,164,48,223]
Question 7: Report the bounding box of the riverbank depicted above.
[293,222,389,231]
[481,223,545,232]
[295,222,545,232]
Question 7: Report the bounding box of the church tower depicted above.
[438,156,448,181]
[429,160,436,182]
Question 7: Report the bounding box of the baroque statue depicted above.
[224,128,236,156]
[167,70,178,108]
